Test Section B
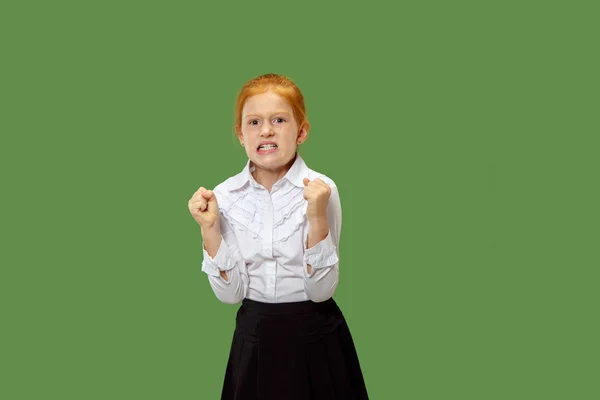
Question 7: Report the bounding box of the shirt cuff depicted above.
[304,230,339,270]
[201,238,237,277]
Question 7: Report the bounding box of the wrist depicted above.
[306,221,329,249]
[308,218,329,237]
[308,213,328,227]
[201,223,221,238]
[201,225,222,259]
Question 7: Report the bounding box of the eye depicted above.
[273,117,286,124]
[248,119,260,126]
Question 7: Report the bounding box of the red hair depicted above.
[234,73,308,132]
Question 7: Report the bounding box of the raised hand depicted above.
[302,178,331,222]
[188,187,220,230]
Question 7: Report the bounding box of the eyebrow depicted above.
[244,111,291,119]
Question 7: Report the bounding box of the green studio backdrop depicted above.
[1,1,598,399]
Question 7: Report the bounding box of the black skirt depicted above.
[221,297,369,400]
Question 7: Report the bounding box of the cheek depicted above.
[244,126,259,139]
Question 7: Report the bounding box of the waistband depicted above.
[241,297,338,316]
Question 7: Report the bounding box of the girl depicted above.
[188,73,369,399]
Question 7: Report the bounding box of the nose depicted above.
[260,122,275,137]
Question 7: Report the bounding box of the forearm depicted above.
[306,216,329,274]
[199,212,249,303]
[201,225,229,281]
[304,214,340,302]
[303,182,342,302]
[201,225,222,258]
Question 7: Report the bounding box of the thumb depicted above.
[303,178,310,187]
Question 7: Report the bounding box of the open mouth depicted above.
[257,144,278,153]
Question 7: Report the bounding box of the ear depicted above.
[297,121,310,144]
[235,126,243,142]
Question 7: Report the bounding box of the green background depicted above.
[1,0,598,399]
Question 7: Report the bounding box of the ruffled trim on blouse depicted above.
[216,188,264,239]
[273,186,306,243]
[216,184,308,243]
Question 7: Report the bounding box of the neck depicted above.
[251,154,296,192]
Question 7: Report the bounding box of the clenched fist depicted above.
[302,178,331,221]
[188,187,220,230]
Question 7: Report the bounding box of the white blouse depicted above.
[201,154,341,304]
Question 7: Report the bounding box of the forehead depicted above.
[242,91,293,116]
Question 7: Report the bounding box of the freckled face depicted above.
[238,91,303,173]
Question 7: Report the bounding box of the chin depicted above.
[253,154,295,171]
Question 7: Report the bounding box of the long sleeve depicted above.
[302,184,342,302]
[201,214,249,304]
